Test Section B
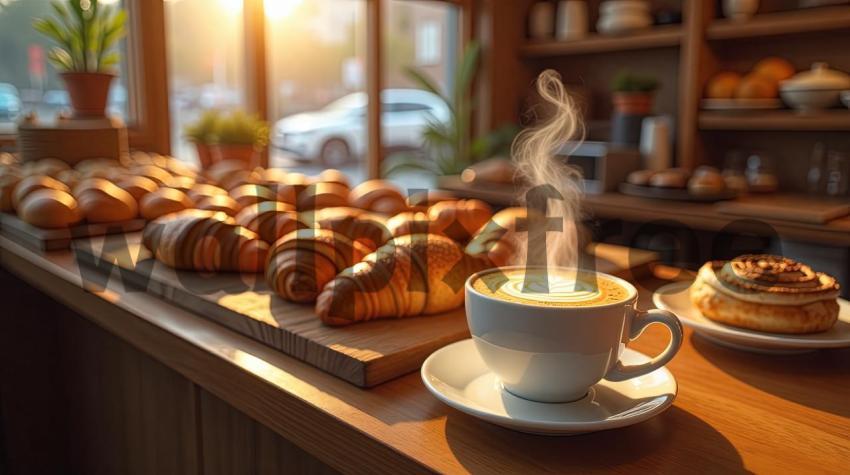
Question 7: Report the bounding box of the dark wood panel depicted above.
[199,389,335,475]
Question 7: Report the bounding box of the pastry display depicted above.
[649,169,689,189]
[229,184,277,208]
[140,187,195,220]
[142,209,268,272]
[622,167,734,201]
[703,57,794,109]
[265,228,372,303]
[690,255,840,334]
[18,189,82,228]
[626,169,655,186]
[315,234,490,326]
[688,166,726,196]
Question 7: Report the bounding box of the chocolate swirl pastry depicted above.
[690,255,840,334]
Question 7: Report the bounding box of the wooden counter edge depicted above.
[0,235,434,475]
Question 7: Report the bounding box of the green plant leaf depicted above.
[47,47,74,70]
[381,152,439,177]
[403,66,448,105]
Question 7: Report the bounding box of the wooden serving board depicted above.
[73,233,658,387]
[715,194,850,224]
[0,212,145,251]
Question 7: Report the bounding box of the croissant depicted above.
[427,199,493,242]
[229,183,277,208]
[266,228,372,303]
[349,179,407,215]
[297,182,349,210]
[308,206,391,251]
[143,209,268,272]
[465,207,532,267]
[315,233,490,326]
[386,211,433,238]
[235,201,303,243]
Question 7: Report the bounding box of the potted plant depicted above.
[382,42,518,179]
[33,0,127,117]
[212,111,269,167]
[184,110,221,168]
[611,71,659,115]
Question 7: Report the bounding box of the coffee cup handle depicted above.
[604,308,683,382]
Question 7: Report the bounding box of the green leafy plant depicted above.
[184,110,222,144]
[214,111,269,148]
[32,0,127,72]
[611,71,660,93]
[382,41,519,177]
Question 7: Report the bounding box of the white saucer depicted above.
[653,281,850,354]
[421,339,677,436]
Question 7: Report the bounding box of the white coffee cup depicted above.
[465,266,683,403]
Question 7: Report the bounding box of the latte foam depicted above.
[472,268,630,307]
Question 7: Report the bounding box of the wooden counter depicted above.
[1,234,849,473]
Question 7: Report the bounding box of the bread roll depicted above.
[18,189,82,228]
[76,178,139,223]
[197,194,242,216]
[21,158,70,177]
[230,184,277,208]
[407,190,456,212]
[12,175,70,210]
[140,187,195,220]
[649,169,688,189]
[706,72,742,99]
[117,176,159,202]
[627,169,655,186]
[427,199,493,242]
[688,172,725,196]
[349,179,407,215]
[129,164,174,186]
[297,182,349,210]
[316,168,350,189]
[188,183,228,202]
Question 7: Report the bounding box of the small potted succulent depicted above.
[212,111,269,167]
[611,71,660,115]
[33,0,127,117]
[184,110,221,168]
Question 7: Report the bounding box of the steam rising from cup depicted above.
[511,69,584,272]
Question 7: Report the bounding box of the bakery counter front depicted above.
[2,228,850,473]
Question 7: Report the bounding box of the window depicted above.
[266,0,369,183]
[383,0,459,190]
[165,0,247,165]
[0,0,130,134]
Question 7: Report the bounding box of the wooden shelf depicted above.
[707,6,850,40]
[698,110,850,131]
[520,26,682,58]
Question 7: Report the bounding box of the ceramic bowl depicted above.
[597,14,652,34]
[780,89,842,111]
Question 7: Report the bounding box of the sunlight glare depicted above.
[264,0,303,20]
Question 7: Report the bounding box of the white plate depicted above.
[421,339,677,436]
[653,281,850,354]
[701,98,783,110]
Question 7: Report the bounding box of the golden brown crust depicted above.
[12,175,70,210]
[427,199,493,242]
[690,276,839,334]
[75,179,139,223]
[139,188,195,220]
[297,182,350,210]
[18,189,82,229]
[349,179,407,215]
[315,234,489,326]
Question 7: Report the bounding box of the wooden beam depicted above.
[677,0,715,169]
[243,0,269,167]
[366,0,383,179]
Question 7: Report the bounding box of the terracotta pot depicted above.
[612,92,654,115]
[213,144,258,167]
[61,72,115,118]
[193,142,214,169]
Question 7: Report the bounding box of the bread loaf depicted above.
[297,182,349,210]
[117,176,159,202]
[349,179,407,215]
[12,175,70,210]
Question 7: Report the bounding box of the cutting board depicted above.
[73,232,659,387]
[715,194,850,224]
[0,212,145,251]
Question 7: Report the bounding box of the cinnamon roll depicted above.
[690,255,840,334]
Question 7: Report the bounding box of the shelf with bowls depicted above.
[706,6,850,41]
[698,110,850,131]
[520,25,682,58]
